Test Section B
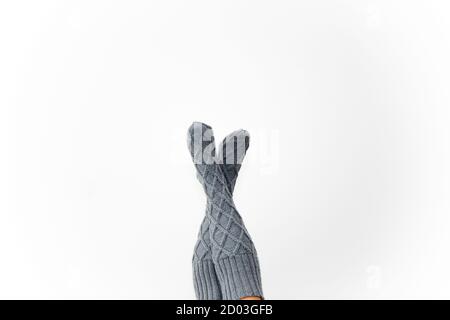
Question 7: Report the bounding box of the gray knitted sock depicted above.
[191,125,250,299]
[188,122,263,300]
[190,123,221,300]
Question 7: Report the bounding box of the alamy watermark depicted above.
[170,124,279,176]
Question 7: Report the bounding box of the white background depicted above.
[1,1,450,299]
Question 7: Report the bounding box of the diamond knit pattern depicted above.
[188,122,263,300]
[192,162,243,263]
[200,164,256,261]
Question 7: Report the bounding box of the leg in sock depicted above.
[188,122,264,300]
[191,125,251,299]
[191,123,221,300]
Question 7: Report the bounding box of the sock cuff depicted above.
[214,253,264,300]
[193,259,222,300]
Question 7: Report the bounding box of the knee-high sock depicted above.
[188,122,263,300]
[191,124,250,299]
[190,122,220,300]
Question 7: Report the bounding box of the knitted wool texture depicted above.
[188,122,263,300]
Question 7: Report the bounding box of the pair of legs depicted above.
[188,122,264,300]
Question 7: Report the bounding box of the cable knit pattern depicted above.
[188,122,263,300]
